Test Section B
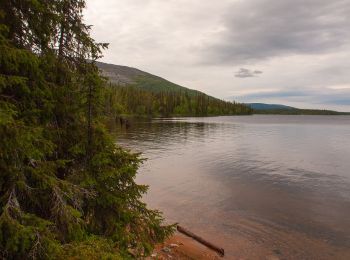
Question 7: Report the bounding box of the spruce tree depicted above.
[0,1,173,259]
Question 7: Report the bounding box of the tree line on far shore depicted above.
[103,84,253,118]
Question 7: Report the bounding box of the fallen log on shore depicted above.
[177,225,225,257]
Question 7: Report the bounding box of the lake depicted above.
[112,115,350,259]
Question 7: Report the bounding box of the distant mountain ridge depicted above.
[96,61,151,86]
[96,61,200,95]
[96,62,348,116]
[248,103,350,115]
[248,103,295,110]
[96,61,252,116]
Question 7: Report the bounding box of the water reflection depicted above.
[112,115,350,259]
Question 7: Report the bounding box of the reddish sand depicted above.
[149,228,350,260]
[150,232,221,259]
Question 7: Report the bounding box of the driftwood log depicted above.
[177,225,225,257]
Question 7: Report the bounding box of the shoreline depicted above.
[150,232,221,259]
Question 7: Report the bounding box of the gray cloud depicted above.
[235,68,263,78]
[85,0,350,111]
[204,0,350,64]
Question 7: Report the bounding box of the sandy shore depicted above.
[149,232,221,259]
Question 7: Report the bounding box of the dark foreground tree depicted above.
[0,1,173,259]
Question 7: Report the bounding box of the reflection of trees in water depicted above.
[112,117,350,253]
[113,119,225,146]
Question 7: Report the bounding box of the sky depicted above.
[84,0,350,111]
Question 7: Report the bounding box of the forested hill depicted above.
[248,103,295,111]
[96,61,200,94]
[97,62,252,117]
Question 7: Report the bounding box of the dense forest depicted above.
[0,1,173,259]
[103,83,252,117]
[96,61,252,117]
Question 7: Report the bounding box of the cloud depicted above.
[203,0,350,64]
[84,0,350,111]
[235,68,263,78]
[235,90,308,99]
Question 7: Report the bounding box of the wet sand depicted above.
[151,232,220,259]
[152,219,350,260]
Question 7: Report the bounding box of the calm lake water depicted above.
[112,115,350,259]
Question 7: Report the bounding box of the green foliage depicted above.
[134,75,199,94]
[60,236,122,260]
[0,1,174,259]
[104,84,252,118]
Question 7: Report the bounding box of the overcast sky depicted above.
[85,0,350,111]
